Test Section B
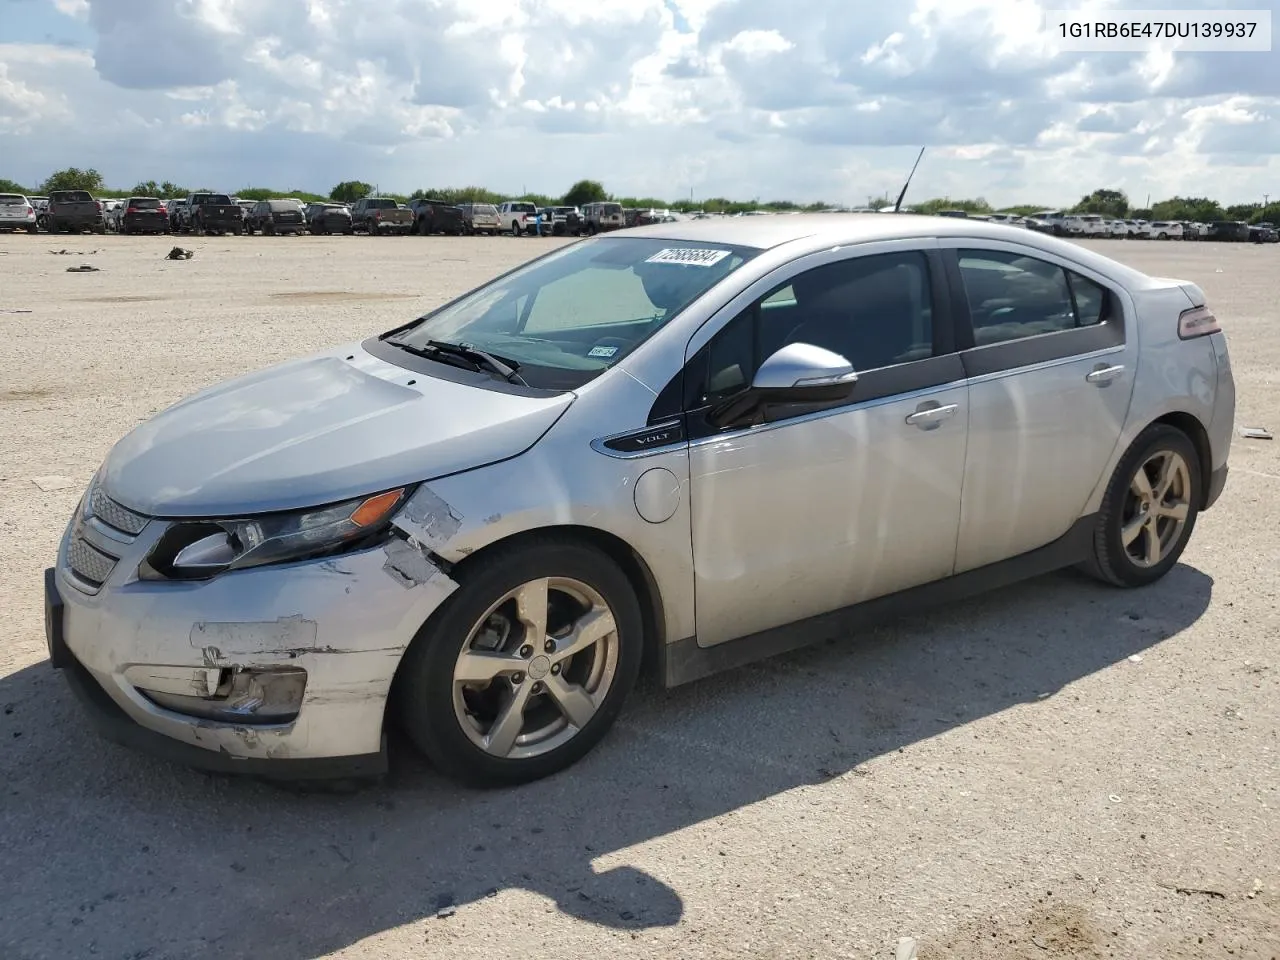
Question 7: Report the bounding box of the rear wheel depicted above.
[1081,424,1201,588]
[396,538,643,787]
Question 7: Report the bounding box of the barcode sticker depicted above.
[587,345,619,358]
[645,247,731,267]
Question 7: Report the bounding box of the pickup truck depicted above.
[351,198,414,235]
[181,192,246,235]
[408,198,465,235]
[45,190,106,234]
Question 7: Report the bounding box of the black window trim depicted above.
[644,244,967,440]
[941,245,1126,379]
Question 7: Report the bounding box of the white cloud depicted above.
[0,0,1275,206]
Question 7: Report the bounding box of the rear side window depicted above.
[956,250,1110,345]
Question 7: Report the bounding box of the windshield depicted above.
[269,200,301,211]
[54,191,93,202]
[385,236,760,390]
[475,204,497,215]
[129,198,162,208]
[367,198,397,209]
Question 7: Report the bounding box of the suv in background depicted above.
[305,202,354,235]
[116,197,169,235]
[581,201,625,233]
[1148,221,1183,240]
[246,199,307,235]
[457,203,501,235]
[0,193,38,233]
[497,200,539,235]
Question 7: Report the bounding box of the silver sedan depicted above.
[46,214,1235,786]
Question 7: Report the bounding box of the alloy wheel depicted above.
[1122,450,1192,568]
[451,577,620,760]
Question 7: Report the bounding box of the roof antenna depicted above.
[893,147,925,213]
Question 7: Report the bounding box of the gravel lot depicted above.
[1,233,1277,960]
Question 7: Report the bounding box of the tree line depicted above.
[3,169,1277,225]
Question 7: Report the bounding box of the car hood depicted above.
[102,343,574,517]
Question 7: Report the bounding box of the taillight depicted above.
[26,206,33,215]
[126,207,138,214]
[1178,304,1221,339]
[96,201,103,211]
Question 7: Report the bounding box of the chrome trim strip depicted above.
[962,344,1124,386]
[686,378,969,449]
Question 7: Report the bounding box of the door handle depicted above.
[1085,363,1125,385]
[905,403,959,427]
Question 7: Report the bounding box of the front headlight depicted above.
[141,487,410,580]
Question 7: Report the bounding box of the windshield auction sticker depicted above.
[645,248,731,267]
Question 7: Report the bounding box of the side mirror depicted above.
[707,342,857,429]
[750,342,858,403]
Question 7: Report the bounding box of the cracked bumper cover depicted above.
[48,523,458,779]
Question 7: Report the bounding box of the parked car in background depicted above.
[350,197,414,235]
[46,190,106,234]
[1026,210,1068,235]
[457,203,501,235]
[181,192,245,235]
[246,199,307,235]
[305,202,354,235]
[1074,214,1111,237]
[116,197,169,235]
[1249,223,1278,243]
[408,198,466,236]
[1206,221,1251,242]
[45,214,1235,787]
[546,205,584,236]
[1148,221,1183,240]
[497,200,539,235]
[582,201,625,233]
[0,192,38,233]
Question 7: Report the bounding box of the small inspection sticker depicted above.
[645,247,731,267]
[587,344,619,358]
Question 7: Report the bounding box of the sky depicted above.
[0,0,1276,208]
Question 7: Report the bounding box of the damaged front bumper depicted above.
[47,512,458,779]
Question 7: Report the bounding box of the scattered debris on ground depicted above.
[66,264,99,272]
[49,249,97,255]
[165,247,195,260]
[1239,426,1272,440]
[0,309,33,314]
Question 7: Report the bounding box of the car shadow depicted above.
[1,564,1211,960]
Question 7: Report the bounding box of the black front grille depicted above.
[67,535,118,587]
[88,485,149,535]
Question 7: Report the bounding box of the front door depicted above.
[683,245,971,647]
[939,242,1138,572]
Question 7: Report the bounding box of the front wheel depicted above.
[396,538,644,787]
[1081,424,1202,588]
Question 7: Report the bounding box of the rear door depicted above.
[939,239,1138,572]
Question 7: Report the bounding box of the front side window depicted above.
[956,249,1110,345]
[385,237,760,390]
[688,251,935,405]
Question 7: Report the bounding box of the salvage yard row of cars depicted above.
[974,209,1279,243]
[0,190,641,237]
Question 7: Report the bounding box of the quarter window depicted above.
[956,250,1110,345]
[689,251,935,406]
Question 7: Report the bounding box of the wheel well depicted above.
[1151,411,1213,507]
[439,525,668,682]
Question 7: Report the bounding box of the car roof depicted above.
[617,212,1156,287]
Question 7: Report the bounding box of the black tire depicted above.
[395,537,644,787]
[25,224,37,234]
[1080,423,1202,588]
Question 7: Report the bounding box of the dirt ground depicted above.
[0,232,1277,960]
